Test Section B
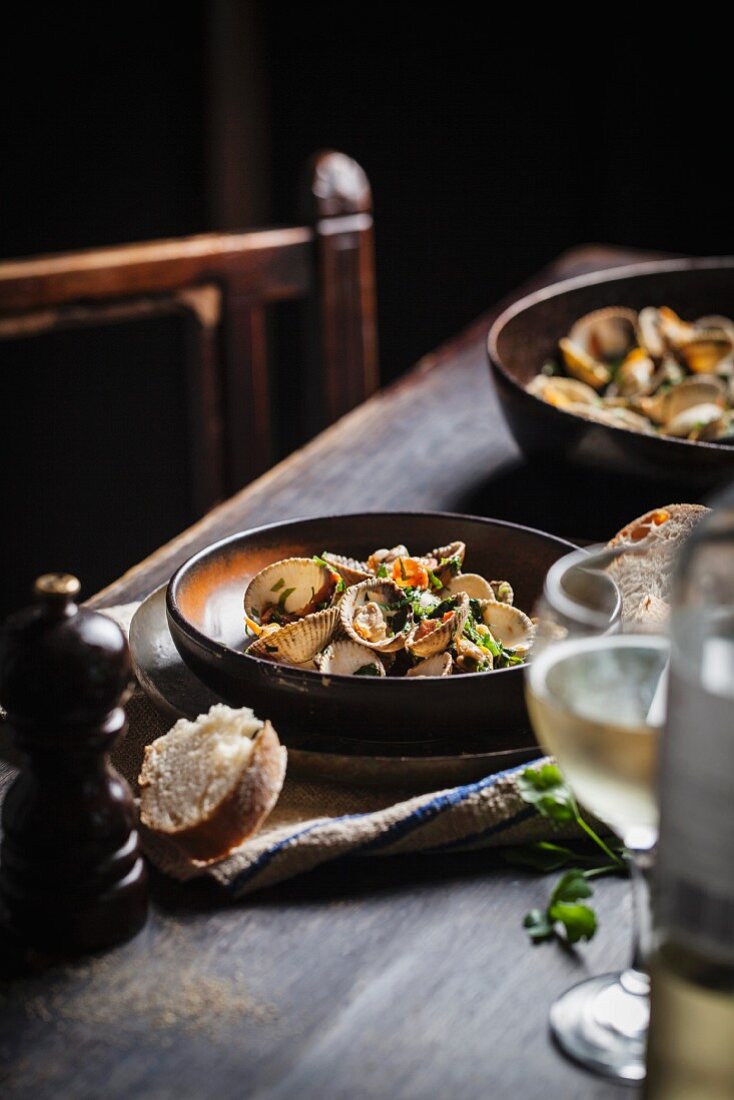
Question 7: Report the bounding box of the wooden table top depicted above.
[2,244,684,1099]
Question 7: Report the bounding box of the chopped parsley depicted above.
[439,555,461,577]
[277,587,296,611]
[354,663,381,677]
[376,563,389,578]
[270,578,285,592]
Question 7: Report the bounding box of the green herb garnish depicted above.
[354,663,381,677]
[428,596,458,619]
[270,578,285,592]
[277,587,296,611]
[376,563,389,578]
[428,570,443,590]
[523,870,597,945]
[515,764,625,945]
[439,555,461,577]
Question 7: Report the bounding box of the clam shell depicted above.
[321,552,372,586]
[663,403,730,440]
[407,593,470,659]
[527,375,599,408]
[316,639,386,677]
[339,578,412,653]
[445,573,495,601]
[563,402,655,434]
[248,606,339,664]
[658,306,695,348]
[478,600,535,650]
[490,580,514,605]
[366,545,410,573]
[423,540,466,585]
[568,307,638,361]
[406,652,453,677]
[616,348,656,396]
[663,376,725,422]
[678,332,733,375]
[637,307,666,359]
[559,338,611,390]
[244,557,337,622]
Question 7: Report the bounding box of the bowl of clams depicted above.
[166,512,577,749]
[488,257,734,487]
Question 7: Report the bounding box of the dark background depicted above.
[1,5,730,615]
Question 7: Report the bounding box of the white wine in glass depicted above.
[527,634,665,851]
[525,548,669,1083]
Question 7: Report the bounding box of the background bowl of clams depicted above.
[488,257,734,489]
[166,512,576,750]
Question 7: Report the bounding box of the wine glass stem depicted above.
[621,846,655,995]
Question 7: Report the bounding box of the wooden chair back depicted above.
[0,150,378,513]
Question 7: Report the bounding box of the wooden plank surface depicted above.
[1,245,668,1099]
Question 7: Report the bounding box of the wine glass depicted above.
[524,547,669,1083]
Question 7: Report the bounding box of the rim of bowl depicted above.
[166,510,579,686]
[487,255,734,457]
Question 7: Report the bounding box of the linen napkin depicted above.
[103,604,577,897]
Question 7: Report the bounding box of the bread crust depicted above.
[606,503,709,622]
[139,720,287,864]
[607,503,709,547]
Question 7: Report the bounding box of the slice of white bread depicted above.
[138,704,286,863]
[606,504,710,623]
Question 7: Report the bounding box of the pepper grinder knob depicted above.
[0,574,148,953]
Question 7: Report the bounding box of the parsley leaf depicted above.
[376,563,389,578]
[515,764,626,946]
[516,763,577,824]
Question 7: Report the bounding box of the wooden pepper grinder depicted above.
[0,574,148,953]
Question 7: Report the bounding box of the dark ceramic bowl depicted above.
[166,512,576,750]
[488,257,734,490]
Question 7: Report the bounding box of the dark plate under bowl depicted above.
[166,512,576,750]
[488,257,734,490]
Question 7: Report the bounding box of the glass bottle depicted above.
[645,489,734,1099]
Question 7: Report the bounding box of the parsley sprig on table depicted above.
[508,763,626,946]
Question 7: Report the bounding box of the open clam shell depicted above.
[422,540,466,585]
[316,639,386,677]
[678,331,733,375]
[527,375,599,408]
[559,338,611,390]
[562,403,655,434]
[616,348,656,396]
[663,403,730,440]
[569,307,638,361]
[637,307,666,359]
[478,600,535,651]
[366,545,410,573]
[490,580,514,605]
[406,652,453,677]
[339,578,412,653]
[248,605,340,665]
[407,593,470,659]
[320,551,372,587]
[445,573,495,601]
[244,557,338,624]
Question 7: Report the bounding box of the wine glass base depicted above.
[549,971,649,1083]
